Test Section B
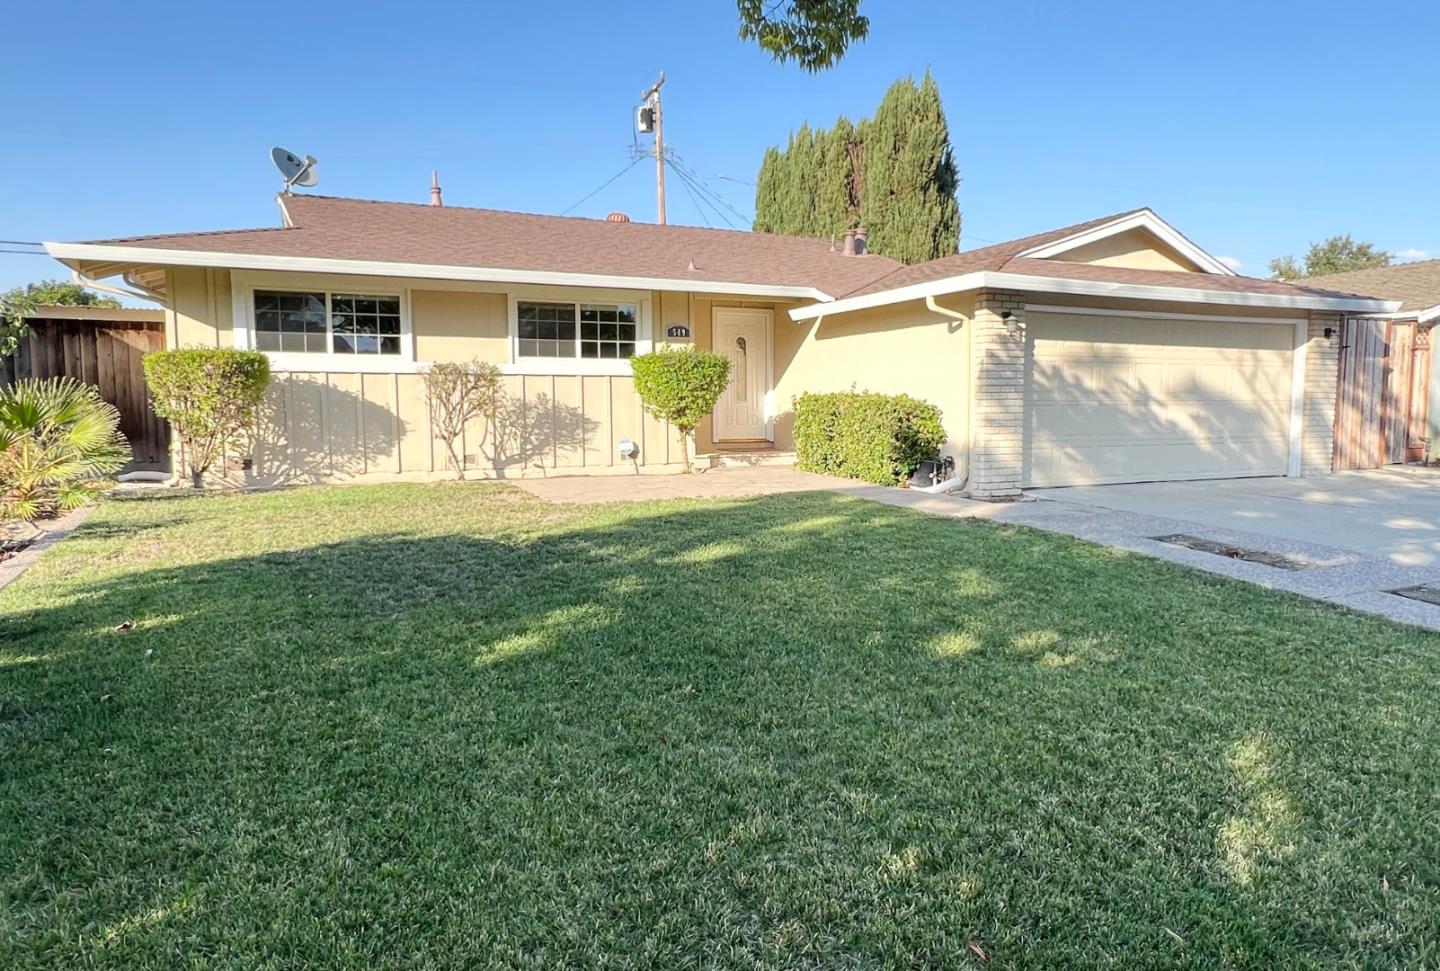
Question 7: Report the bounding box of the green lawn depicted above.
[2,483,1438,969]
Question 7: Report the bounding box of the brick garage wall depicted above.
[1302,312,1341,475]
[969,290,1027,498]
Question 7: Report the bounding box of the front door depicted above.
[713,308,771,441]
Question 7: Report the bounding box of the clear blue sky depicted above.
[3,0,1436,298]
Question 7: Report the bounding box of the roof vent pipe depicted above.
[430,170,443,207]
[854,227,868,255]
[842,229,856,256]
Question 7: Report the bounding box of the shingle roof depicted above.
[81,195,906,298]
[1298,260,1440,313]
[64,195,1389,309]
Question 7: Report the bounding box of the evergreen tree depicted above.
[751,71,960,264]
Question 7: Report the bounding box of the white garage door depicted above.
[1023,311,1295,487]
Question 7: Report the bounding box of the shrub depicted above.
[420,360,504,479]
[630,347,732,473]
[792,390,944,486]
[0,377,130,524]
[142,348,270,488]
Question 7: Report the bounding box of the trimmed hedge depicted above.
[793,391,945,486]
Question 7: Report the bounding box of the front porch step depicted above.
[696,448,797,470]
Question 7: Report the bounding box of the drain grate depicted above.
[1151,534,1312,571]
[1389,586,1440,607]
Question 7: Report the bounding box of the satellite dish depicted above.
[270,147,319,192]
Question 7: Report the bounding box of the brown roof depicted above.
[839,209,1379,304]
[81,195,905,298]
[64,196,1391,309]
[1298,260,1440,313]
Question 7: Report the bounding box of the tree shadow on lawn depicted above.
[2,490,1439,968]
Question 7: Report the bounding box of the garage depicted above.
[1022,309,1297,487]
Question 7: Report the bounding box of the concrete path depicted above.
[0,506,94,593]
[513,466,861,504]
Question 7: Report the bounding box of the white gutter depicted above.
[44,242,833,303]
[789,270,1401,321]
[70,268,161,304]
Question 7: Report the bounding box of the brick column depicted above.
[1300,312,1340,476]
[969,290,1027,498]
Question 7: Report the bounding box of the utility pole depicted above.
[641,72,666,224]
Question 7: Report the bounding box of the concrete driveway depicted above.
[1022,467,1440,629]
[1029,468,1440,568]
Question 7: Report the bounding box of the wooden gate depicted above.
[1,314,171,470]
[1333,317,1433,470]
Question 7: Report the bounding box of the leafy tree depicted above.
[0,377,130,525]
[753,72,961,264]
[629,347,732,473]
[1,280,123,361]
[142,348,271,488]
[420,360,504,480]
[1270,235,1392,280]
[736,0,869,72]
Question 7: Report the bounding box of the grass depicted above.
[2,482,1438,969]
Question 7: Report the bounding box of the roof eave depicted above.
[787,271,1400,321]
[42,242,834,303]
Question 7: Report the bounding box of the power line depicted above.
[0,249,48,256]
[666,152,752,226]
[671,165,713,228]
[558,156,647,216]
[665,160,737,229]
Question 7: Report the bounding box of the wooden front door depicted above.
[1333,318,1433,470]
[712,308,771,441]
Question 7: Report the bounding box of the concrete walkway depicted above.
[519,466,1440,631]
[513,466,860,503]
[0,506,94,593]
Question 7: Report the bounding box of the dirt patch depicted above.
[1151,534,1313,571]
[0,538,34,563]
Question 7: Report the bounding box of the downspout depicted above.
[913,295,970,494]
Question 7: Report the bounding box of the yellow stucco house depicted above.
[46,196,1396,497]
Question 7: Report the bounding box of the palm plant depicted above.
[0,377,130,525]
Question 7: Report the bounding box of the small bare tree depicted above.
[421,360,503,480]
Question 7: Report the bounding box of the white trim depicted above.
[1357,305,1440,325]
[711,306,774,442]
[44,242,831,303]
[1026,303,1305,326]
[1017,209,1239,276]
[787,271,1401,321]
[506,289,653,376]
[1287,320,1308,477]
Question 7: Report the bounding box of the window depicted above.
[517,300,637,360]
[253,290,402,355]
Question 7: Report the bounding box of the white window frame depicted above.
[232,271,416,373]
[506,289,653,375]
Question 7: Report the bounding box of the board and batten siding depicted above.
[165,268,685,483]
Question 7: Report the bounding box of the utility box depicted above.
[636,105,655,133]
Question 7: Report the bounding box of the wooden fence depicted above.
[1333,317,1433,470]
[2,316,170,470]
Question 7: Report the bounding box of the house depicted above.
[44,196,1397,496]
[1295,261,1440,469]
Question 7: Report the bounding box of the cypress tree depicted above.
[751,71,960,264]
